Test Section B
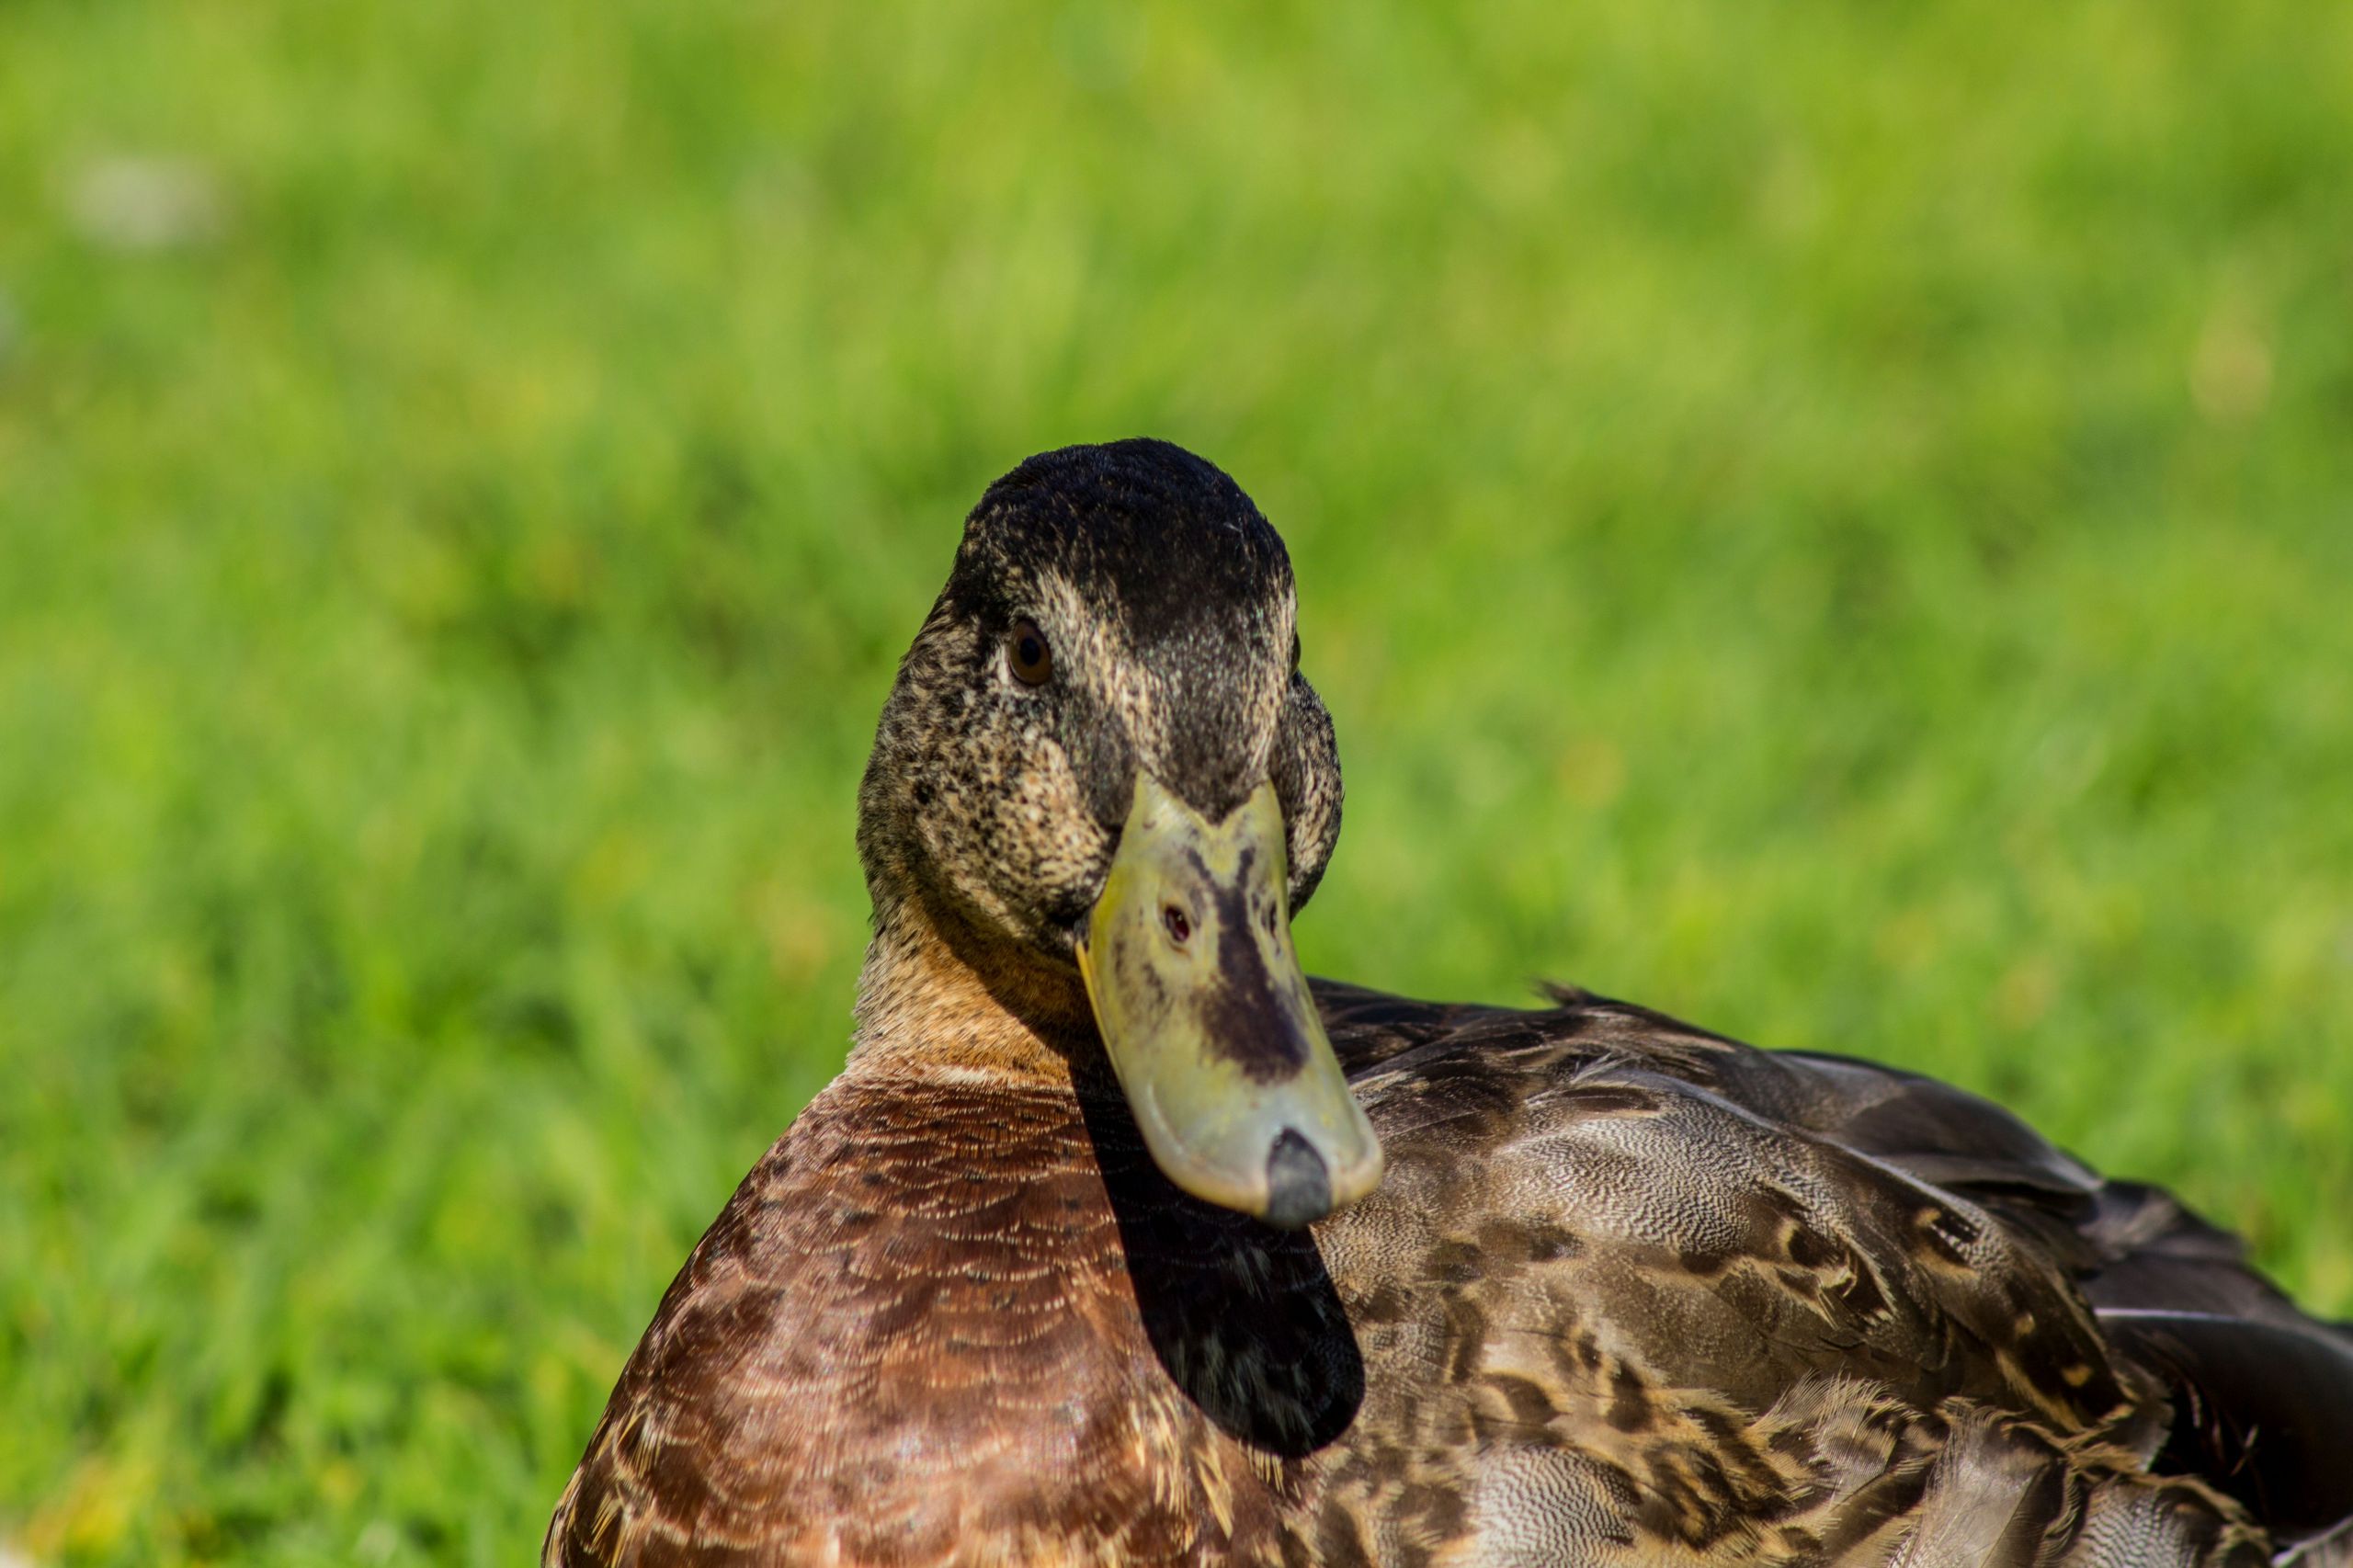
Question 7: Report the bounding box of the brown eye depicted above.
[1007,619,1053,686]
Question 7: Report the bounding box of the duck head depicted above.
[856,439,1381,1228]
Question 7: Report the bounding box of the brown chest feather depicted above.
[548,1077,1355,1566]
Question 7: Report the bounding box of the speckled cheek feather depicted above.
[1270,673,1343,913]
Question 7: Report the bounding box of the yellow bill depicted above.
[1075,774,1383,1228]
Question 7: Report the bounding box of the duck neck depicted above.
[849,884,1103,1089]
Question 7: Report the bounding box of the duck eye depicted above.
[1007,619,1053,687]
[1290,631,1302,674]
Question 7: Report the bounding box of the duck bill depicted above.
[1075,774,1383,1228]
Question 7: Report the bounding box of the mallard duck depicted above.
[547,439,2353,1567]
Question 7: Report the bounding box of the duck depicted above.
[546,438,2353,1568]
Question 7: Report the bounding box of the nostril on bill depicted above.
[1262,1128,1332,1230]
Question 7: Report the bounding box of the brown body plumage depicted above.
[549,441,2353,1567]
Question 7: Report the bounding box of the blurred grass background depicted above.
[3,0,2350,1562]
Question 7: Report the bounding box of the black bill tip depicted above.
[1262,1128,1334,1230]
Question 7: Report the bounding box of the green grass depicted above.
[4,0,2351,1562]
